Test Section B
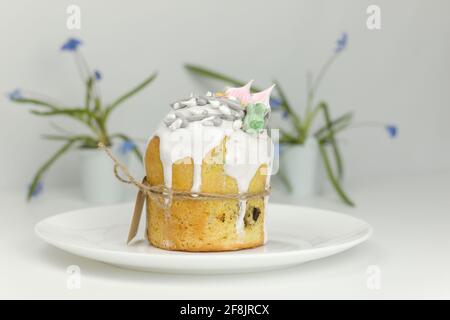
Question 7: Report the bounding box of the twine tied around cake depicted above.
[98,143,271,244]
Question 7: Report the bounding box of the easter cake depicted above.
[144,81,275,251]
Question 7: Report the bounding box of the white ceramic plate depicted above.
[35,203,372,274]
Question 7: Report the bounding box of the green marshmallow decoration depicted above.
[243,103,268,134]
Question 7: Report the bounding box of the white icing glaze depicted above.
[224,130,272,237]
[148,118,273,233]
[153,120,231,192]
[146,89,274,236]
[263,195,269,244]
[224,129,272,193]
[236,200,247,238]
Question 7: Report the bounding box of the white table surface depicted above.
[1,172,449,299]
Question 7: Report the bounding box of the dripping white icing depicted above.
[236,200,247,237]
[152,120,233,192]
[146,101,273,236]
[224,129,272,237]
[146,82,274,235]
[263,195,269,244]
[224,129,272,193]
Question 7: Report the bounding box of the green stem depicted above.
[27,139,78,200]
[315,111,353,138]
[12,98,60,110]
[305,53,339,116]
[185,64,246,87]
[318,141,354,206]
[104,72,158,120]
[279,129,300,144]
[42,134,96,142]
[316,102,344,178]
[30,108,94,117]
[302,102,322,136]
[30,108,102,138]
[316,122,351,143]
[273,79,303,139]
[85,77,94,110]
[96,119,110,146]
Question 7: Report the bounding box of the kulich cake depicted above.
[144,81,275,251]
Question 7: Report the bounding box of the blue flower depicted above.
[335,32,348,53]
[94,70,102,81]
[7,88,22,100]
[386,125,398,138]
[119,140,136,154]
[61,38,82,51]
[29,181,44,197]
[270,97,282,110]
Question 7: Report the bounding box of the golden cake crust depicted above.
[144,136,267,252]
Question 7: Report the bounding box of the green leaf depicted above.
[42,134,73,141]
[11,98,61,110]
[279,129,300,144]
[306,54,339,116]
[85,77,94,110]
[105,72,158,118]
[27,139,78,200]
[13,95,101,137]
[272,80,293,113]
[318,141,354,206]
[273,79,303,137]
[30,108,94,117]
[94,97,101,113]
[42,134,98,146]
[318,123,352,144]
[315,111,353,138]
[314,102,344,179]
[185,64,248,88]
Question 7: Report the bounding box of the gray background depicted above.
[1,0,449,190]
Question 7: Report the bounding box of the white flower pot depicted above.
[79,148,131,205]
[281,138,326,198]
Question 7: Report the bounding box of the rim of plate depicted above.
[34,203,373,260]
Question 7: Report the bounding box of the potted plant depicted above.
[8,38,157,203]
[184,33,397,206]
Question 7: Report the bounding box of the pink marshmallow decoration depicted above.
[225,80,253,105]
[226,81,275,109]
[251,84,275,107]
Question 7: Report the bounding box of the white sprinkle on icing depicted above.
[202,120,214,126]
[165,113,176,121]
[182,97,197,107]
[201,116,216,122]
[189,107,208,116]
[232,119,243,130]
[169,118,182,130]
[209,100,220,107]
[172,102,182,110]
[219,104,232,115]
